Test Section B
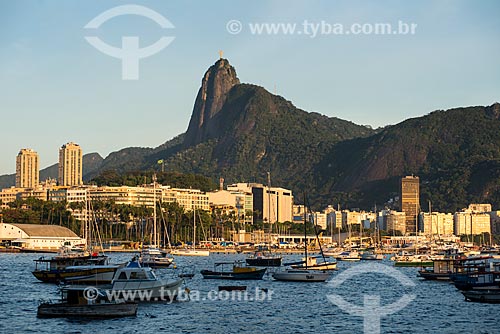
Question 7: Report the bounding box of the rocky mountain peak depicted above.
[183,58,240,147]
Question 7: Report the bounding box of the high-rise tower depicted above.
[58,142,83,186]
[15,148,39,188]
[401,175,420,235]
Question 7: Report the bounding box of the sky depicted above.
[1,0,499,175]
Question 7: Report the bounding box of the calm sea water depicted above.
[0,252,498,334]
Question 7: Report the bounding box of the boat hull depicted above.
[245,257,282,267]
[33,266,118,284]
[272,270,331,282]
[200,268,266,280]
[110,278,183,301]
[462,290,500,303]
[394,261,433,267]
[37,302,137,318]
[171,249,210,257]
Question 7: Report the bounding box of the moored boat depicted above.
[201,261,266,280]
[272,269,331,282]
[290,256,337,271]
[108,259,183,301]
[37,286,137,318]
[245,249,282,267]
[462,289,500,303]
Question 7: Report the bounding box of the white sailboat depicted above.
[171,203,209,256]
[272,194,332,282]
[139,175,175,266]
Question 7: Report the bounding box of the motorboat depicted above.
[245,249,282,267]
[32,251,109,283]
[200,261,267,280]
[335,251,361,262]
[37,286,137,318]
[139,247,174,268]
[108,260,183,302]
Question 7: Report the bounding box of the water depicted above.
[0,253,499,333]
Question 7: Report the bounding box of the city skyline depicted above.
[1,0,500,174]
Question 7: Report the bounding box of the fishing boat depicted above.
[108,259,183,301]
[200,261,267,280]
[245,248,282,267]
[462,289,500,303]
[37,286,137,318]
[418,254,470,281]
[272,194,332,282]
[32,251,109,283]
[450,256,500,290]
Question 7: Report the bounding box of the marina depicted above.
[2,251,500,333]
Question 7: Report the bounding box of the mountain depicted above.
[3,58,499,214]
[0,153,103,189]
[313,103,500,212]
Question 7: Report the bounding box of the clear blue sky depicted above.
[1,0,499,175]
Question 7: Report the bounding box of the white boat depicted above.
[170,249,210,257]
[272,195,332,282]
[273,269,331,282]
[335,251,361,261]
[360,251,384,261]
[107,260,183,302]
[139,247,174,267]
[170,205,209,256]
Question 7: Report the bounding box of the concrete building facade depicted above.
[15,148,39,188]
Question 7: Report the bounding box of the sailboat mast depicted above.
[153,174,157,247]
[193,202,196,250]
[303,193,308,269]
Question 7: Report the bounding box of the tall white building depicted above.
[15,148,39,188]
[58,142,83,186]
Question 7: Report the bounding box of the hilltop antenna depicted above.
[219,50,223,59]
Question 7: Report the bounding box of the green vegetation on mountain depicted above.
[91,170,217,192]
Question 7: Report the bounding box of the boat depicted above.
[200,261,267,280]
[245,172,282,267]
[418,254,470,281]
[108,259,184,302]
[272,193,332,282]
[450,256,500,290]
[139,176,176,267]
[360,250,384,261]
[335,250,361,262]
[32,250,109,283]
[170,204,209,257]
[245,248,282,267]
[290,256,337,271]
[462,289,500,303]
[37,286,137,318]
[273,269,331,282]
[139,246,174,268]
[391,252,433,267]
